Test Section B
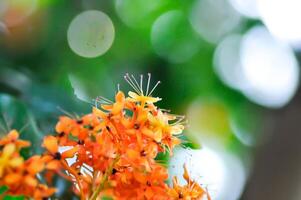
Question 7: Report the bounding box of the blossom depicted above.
[0,129,30,148]
[168,165,210,200]
[0,130,56,199]
[0,143,23,177]
[39,74,210,200]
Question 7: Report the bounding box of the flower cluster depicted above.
[0,74,210,200]
[0,130,56,199]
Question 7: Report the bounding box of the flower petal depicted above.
[42,136,58,154]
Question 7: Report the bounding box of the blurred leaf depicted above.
[3,195,24,200]
[0,93,43,154]
[0,186,8,195]
[0,94,28,133]
[101,196,113,200]
[155,151,169,164]
[181,141,201,149]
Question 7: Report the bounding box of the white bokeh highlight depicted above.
[67,10,115,58]
[214,34,248,90]
[169,147,246,200]
[189,0,241,43]
[240,26,299,108]
[229,0,259,19]
[256,0,301,43]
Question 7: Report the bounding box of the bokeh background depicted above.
[0,0,301,199]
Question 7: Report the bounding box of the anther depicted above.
[112,168,118,174]
[140,150,146,156]
[134,124,140,129]
[77,140,84,145]
[53,152,61,160]
[76,119,83,124]
[58,132,65,137]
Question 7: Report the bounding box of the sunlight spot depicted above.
[189,0,241,43]
[169,147,246,200]
[115,0,166,28]
[151,10,201,63]
[229,0,259,19]
[240,26,299,108]
[67,10,115,58]
[257,0,301,43]
[213,34,248,90]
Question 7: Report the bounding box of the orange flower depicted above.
[168,165,210,200]
[42,135,78,170]
[36,74,210,200]
[0,143,23,177]
[0,129,30,148]
[0,130,56,199]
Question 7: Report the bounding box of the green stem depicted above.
[89,156,119,200]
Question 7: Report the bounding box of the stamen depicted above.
[95,96,113,104]
[124,74,140,94]
[140,74,144,95]
[57,107,75,118]
[130,74,142,94]
[148,81,161,96]
[172,119,187,126]
[160,108,171,113]
[146,73,151,96]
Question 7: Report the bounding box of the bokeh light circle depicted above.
[67,10,115,58]
[213,34,248,90]
[240,26,299,108]
[115,0,166,28]
[189,0,241,43]
[169,147,246,200]
[151,10,201,63]
[229,0,259,19]
[256,0,301,43]
[187,99,232,148]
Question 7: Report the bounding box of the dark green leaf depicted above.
[3,195,24,200]
[101,196,113,200]
[0,185,8,195]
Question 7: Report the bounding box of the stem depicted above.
[89,156,120,200]
[61,160,85,200]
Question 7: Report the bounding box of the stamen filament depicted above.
[124,75,141,94]
[130,74,141,92]
[148,81,161,96]
[146,73,151,96]
[140,74,144,95]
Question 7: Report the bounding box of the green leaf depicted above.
[0,94,43,155]
[101,196,113,200]
[182,141,201,149]
[3,195,24,200]
[0,185,8,194]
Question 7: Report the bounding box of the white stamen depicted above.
[99,96,113,103]
[146,73,151,95]
[130,74,142,94]
[140,74,144,95]
[95,96,113,105]
[126,74,141,93]
[148,81,161,96]
[124,75,140,94]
